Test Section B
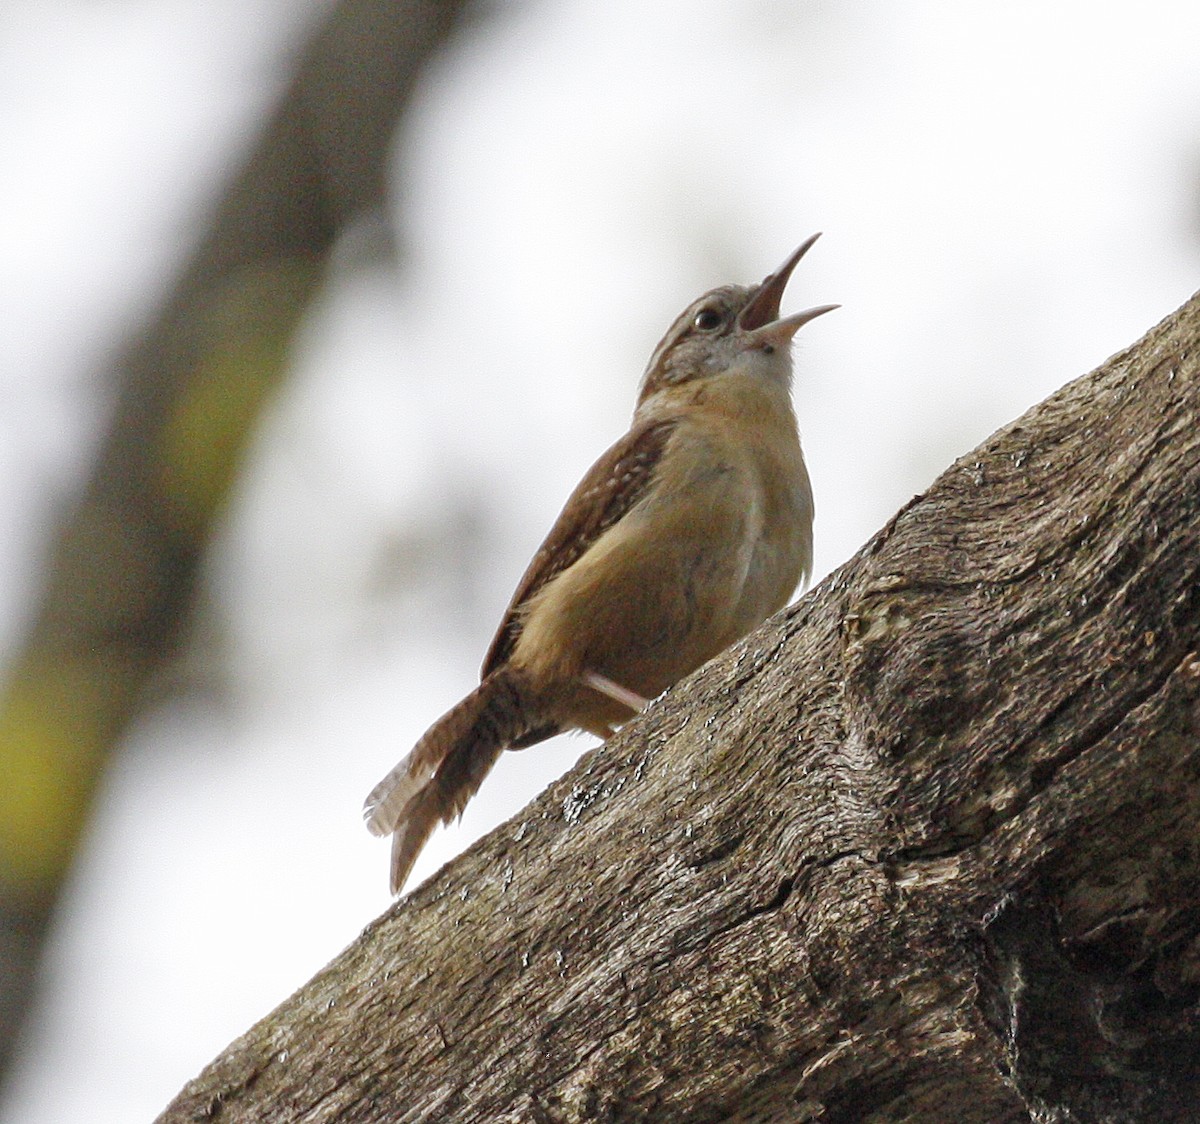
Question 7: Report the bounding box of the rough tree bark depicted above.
[159,291,1200,1122]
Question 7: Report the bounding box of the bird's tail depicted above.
[363,667,537,895]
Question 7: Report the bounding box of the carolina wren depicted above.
[365,235,837,894]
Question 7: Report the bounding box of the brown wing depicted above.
[481,416,677,677]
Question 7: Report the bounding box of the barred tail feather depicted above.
[363,754,437,839]
[387,798,444,897]
[387,736,507,895]
[363,668,535,894]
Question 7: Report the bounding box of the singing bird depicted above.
[365,235,837,893]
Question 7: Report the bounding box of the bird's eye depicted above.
[692,307,724,332]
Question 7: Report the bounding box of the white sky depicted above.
[2,1,1198,1120]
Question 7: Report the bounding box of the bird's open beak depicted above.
[738,233,838,347]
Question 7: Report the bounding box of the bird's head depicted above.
[636,233,837,409]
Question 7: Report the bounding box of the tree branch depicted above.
[159,291,1200,1122]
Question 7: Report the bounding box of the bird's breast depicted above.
[511,398,811,701]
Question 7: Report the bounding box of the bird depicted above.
[364,234,837,894]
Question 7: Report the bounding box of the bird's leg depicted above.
[581,669,651,713]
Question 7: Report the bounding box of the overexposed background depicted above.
[2,1,1198,1120]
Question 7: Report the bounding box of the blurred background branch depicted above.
[0,0,470,1086]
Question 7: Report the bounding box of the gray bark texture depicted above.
[159,291,1200,1123]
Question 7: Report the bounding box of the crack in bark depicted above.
[1005,642,1198,816]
